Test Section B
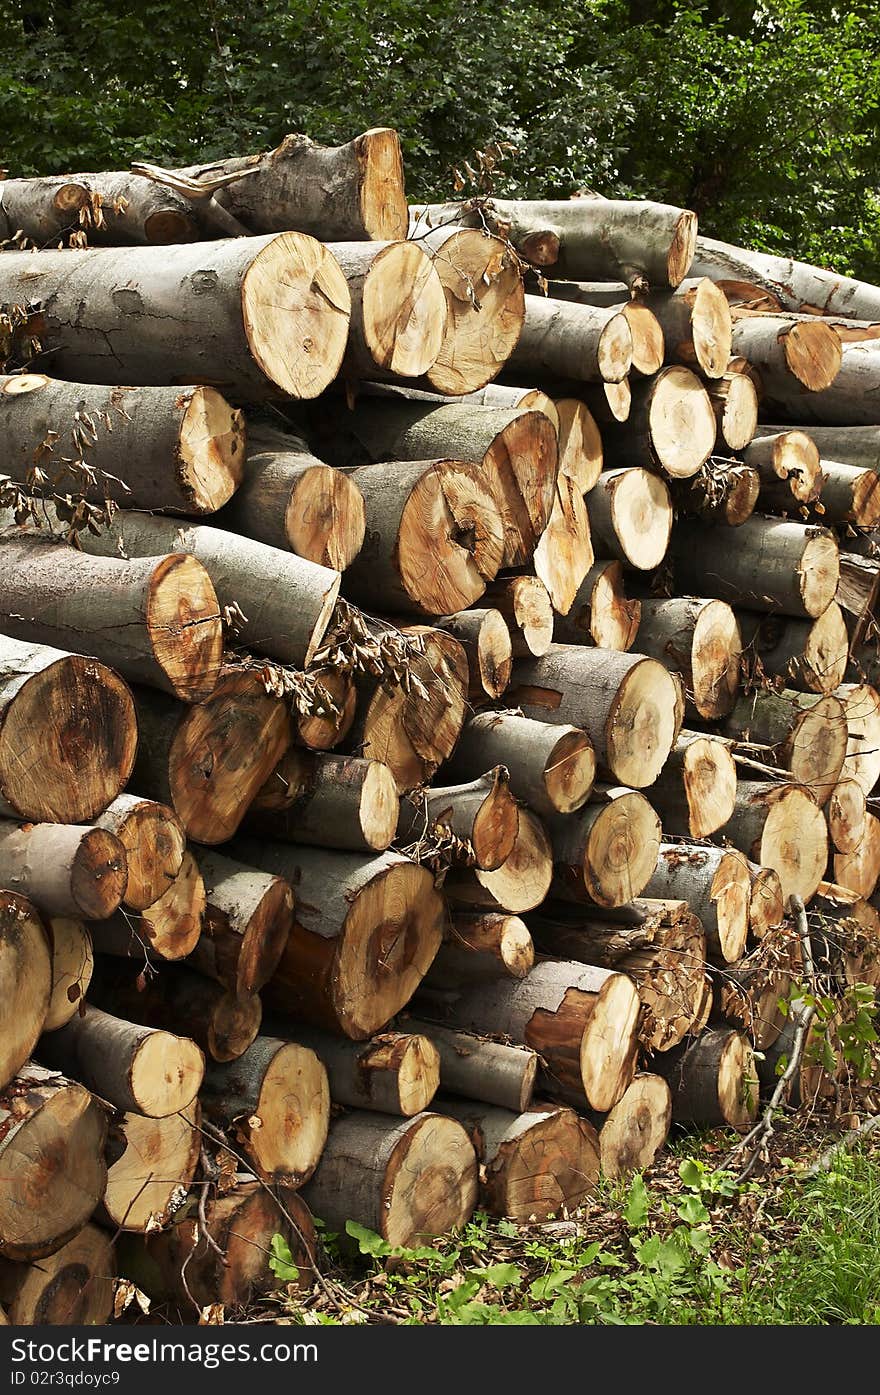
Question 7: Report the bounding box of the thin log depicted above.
[481,576,554,657]
[329,240,447,381]
[398,768,519,872]
[505,295,633,383]
[247,751,400,854]
[647,731,737,839]
[644,844,751,963]
[743,429,822,510]
[645,278,732,377]
[544,282,664,375]
[827,778,867,855]
[442,710,596,817]
[691,234,880,319]
[756,341,880,425]
[263,1023,439,1117]
[0,820,126,920]
[89,963,261,1064]
[442,808,553,915]
[673,460,760,527]
[737,603,849,694]
[554,398,604,491]
[706,373,759,451]
[423,913,534,990]
[0,892,51,1092]
[0,168,199,244]
[636,596,742,720]
[730,317,841,392]
[436,608,512,701]
[834,811,880,899]
[554,559,641,652]
[400,1018,538,1112]
[188,848,293,996]
[101,1103,200,1233]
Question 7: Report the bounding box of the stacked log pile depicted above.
[0,127,878,1324]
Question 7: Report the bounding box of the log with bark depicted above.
[705,373,759,451]
[600,367,717,478]
[101,1103,200,1233]
[399,769,519,872]
[90,847,205,963]
[674,460,760,527]
[43,915,93,1032]
[192,850,295,995]
[329,240,447,381]
[723,689,847,802]
[443,807,554,915]
[757,342,880,426]
[644,844,751,963]
[0,1063,108,1260]
[592,1073,672,1180]
[672,517,840,619]
[635,597,742,720]
[0,633,137,824]
[656,1027,759,1129]
[239,843,444,1038]
[296,666,358,752]
[0,373,245,513]
[0,820,127,920]
[93,793,186,913]
[301,1110,478,1249]
[814,460,880,528]
[715,933,801,1050]
[0,168,200,244]
[482,576,554,657]
[646,731,737,839]
[553,558,642,652]
[724,781,829,903]
[585,468,673,570]
[0,235,352,400]
[548,788,662,909]
[543,281,665,376]
[0,537,223,703]
[504,295,633,384]
[0,891,51,1092]
[644,278,733,377]
[247,750,400,854]
[436,608,512,700]
[838,682,880,796]
[400,1018,538,1113]
[0,1224,114,1326]
[89,963,261,1063]
[508,645,682,787]
[264,1023,440,1117]
[730,316,842,393]
[442,711,596,818]
[691,234,880,319]
[760,423,880,471]
[422,912,534,990]
[737,604,849,694]
[742,430,822,511]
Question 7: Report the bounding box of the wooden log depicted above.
[313,401,558,567]
[329,240,447,381]
[247,751,399,854]
[43,916,93,1032]
[0,634,137,824]
[0,235,352,400]
[116,1182,317,1314]
[531,475,594,615]
[725,689,847,802]
[0,820,127,920]
[0,892,51,1092]
[760,423,880,470]
[585,468,673,570]
[65,510,340,669]
[443,808,553,915]
[241,843,443,1038]
[419,958,640,1112]
[39,1005,204,1118]
[553,559,641,652]
[747,863,786,940]
[705,373,759,451]
[600,366,717,479]
[482,576,554,657]
[835,548,880,650]
[656,1028,758,1129]
[416,198,697,289]
[827,778,867,855]
[690,234,880,319]
[301,1110,477,1247]
[264,1023,439,1117]
[90,963,261,1064]
[436,609,512,701]
[838,683,880,796]
[459,383,558,425]
[674,460,760,527]
[742,429,822,511]
[442,711,596,818]
[756,342,880,426]
[555,398,604,491]
[644,844,750,963]
[193,850,295,996]
[296,667,357,752]
[0,1224,114,1325]
[217,426,366,570]
[200,1037,329,1187]
[0,538,223,703]
[130,673,292,845]
[423,913,534,990]
[724,781,828,903]
[645,278,732,378]
[509,645,681,787]
[543,282,665,376]
[0,1063,108,1260]
[93,793,186,913]
[592,1074,672,1180]
[834,811,880,899]
[816,460,880,528]
[400,1018,537,1112]
[174,128,409,241]
[0,373,244,513]
[737,604,849,694]
[505,295,633,384]
[730,317,841,393]
[671,517,840,619]
[0,168,199,244]
[647,731,736,838]
[90,847,205,962]
[635,597,741,720]
[548,789,661,909]
[442,1099,599,1221]
[352,625,469,792]
[101,1103,200,1233]
[398,769,519,872]
[580,378,632,423]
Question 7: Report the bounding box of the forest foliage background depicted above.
[2,0,880,279]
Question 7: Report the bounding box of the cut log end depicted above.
[424,230,526,396]
[598,1074,672,1180]
[717,1031,759,1129]
[240,1044,330,1185]
[485,409,559,567]
[554,398,603,492]
[600,468,673,571]
[712,373,759,451]
[543,728,597,815]
[43,915,93,1032]
[359,759,403,851]
[668,210,699,288]
[683,736,737,839]
[759,785,829,903]
[144,555,222,702]
[623,303,665,377]
[126,1029,205,1118]
[395,1036,442,1116]
[583,792,662,908]
[139,848,206,960]
[483,1107,600,1221]
[0,893,51,1088]
[397,460,505,615]
[104,799,186,913]
[689,278,733,378]
[783,320,842,392]
[648,366,716,478]
[103,1105,200,1233]
[607,658,680,787]
[749,866,785,939]
[286,465,366,571]
[70,828,128,920]
[179,386,246,513]
[689,599,743,719]
[579,975,641,1113]
[827,778,867,855]
[800,532,841,617]
[383,1114,478,1248]
[363,241,448,377]
[0,1224,114,1325]
[587,560,642,650]
[358,128,409,241]
[598,312,634,382]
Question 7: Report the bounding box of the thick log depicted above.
[241,844,444,1038]
[423,913,534,990]
[645,278,732,377]
[635,597,741,720]
[544,282,665,376]
[65,510,340,669]
[690,234,880,319]
[175,128,409,241]
[442,711,595,817]
[0,634,137,824]
[553,559,641,652]
[116,1183,317,1314]
[706,373,759,451]
[90,963,261,1064]
[724,690,847,802]
[737,604,849,694]
[400,768,519,871]
[644,844,750,963]
[0,374,244,513]
[90,847,205,962]
[312,400,558,567]
[647,731,737,839]
[130,673,291,844]
[756,342,880,425]
[725,781,828,902]
[419,958,640,1112]
[672,517,840,619]
[0,1063,108,1260]
[730,317,841,393]
[834,811,880,899]
[192,850,294,996]
[0,168,198,244]
[593,1073,672,1180]
[43,916,93,1032]
[656,1028,758,1128]
[436,609,512,701]
[442,1099,599,1220]
[200,1036,329,1187]
[827,778,867,855]
[531,475,594,615]
[0,1224,114,1326]
[329,240,446,381]
[548,789,661,909]
[93,794,186,913]
[555,398,604,490]
[0,892,51,1092]
[265,1023,439,1117]
[674,460,760,527]
[838,683,880,796]
[38,1005,204,1118]
[743,430,822,510]
[585,468,673,570]
[101,1103,200,1233]
[0,235,351,400]
[0,821,126,920]
[482,576,553,657]
[417,198,697,289]
[505,295,633,384]
[600,367,716,479]
[400,1018,537,1112]
[247,751,399,854]
[352,625,469,792]
[301,1111,477,1247]
[509,645,681,787]
[443,809,553,915]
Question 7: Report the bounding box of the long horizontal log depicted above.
[0,820,127,920]
[543,281,665,375]
[263,1022,440,1117]
[399,1018,538,1112]
[585,468,673,570]
[672,516,840,618]
[759,423,880,470]
[816,460,880,528]
[0,168,199,244]
[89,962,261,1063]
[0,891,51,1092]
[690,234,880,319]
[756,342,880,425]
[441,710,596,817]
